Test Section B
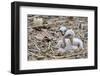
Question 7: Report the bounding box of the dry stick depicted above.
[52,49,85,59]
[33,41,40,51]
[65,50,85,58]
[47,41,53,52]
[50,47,54,52]
[48,42,51,49]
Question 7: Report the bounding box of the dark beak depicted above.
[61,32,65,36]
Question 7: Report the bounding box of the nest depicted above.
[27,15,88,61]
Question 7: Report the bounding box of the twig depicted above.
[65,50,86,58]
[33,41,40,51]
[48,42,51,49]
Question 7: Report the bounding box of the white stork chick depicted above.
[56,29,83,53]
[55,38,72,53]
[64,29,83,50]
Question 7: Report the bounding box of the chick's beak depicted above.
[61,32,65,36]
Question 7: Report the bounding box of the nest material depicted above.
[28,15,88,61]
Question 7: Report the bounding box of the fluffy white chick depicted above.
[56,29,83,53]
[64,29,83,49]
